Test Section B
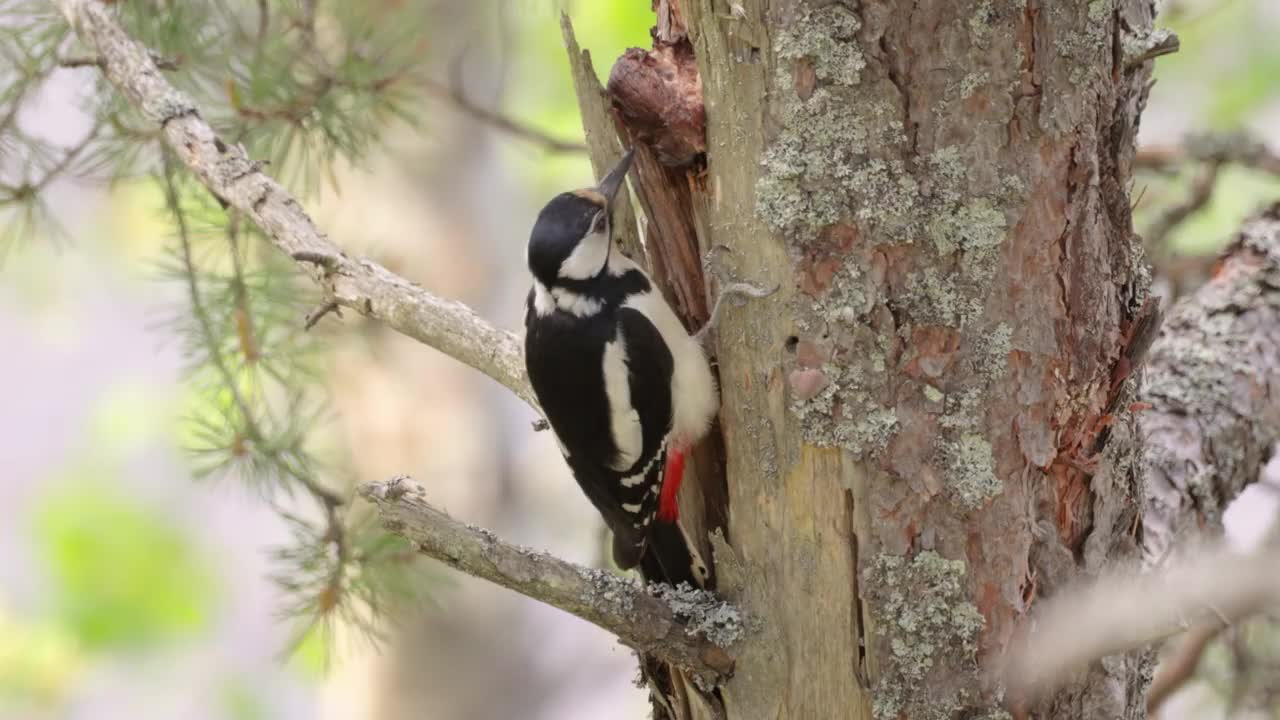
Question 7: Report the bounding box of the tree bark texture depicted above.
[606,1,1160,717]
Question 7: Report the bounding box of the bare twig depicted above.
[360,476,740,684]
[58,51,179,71]
[1137,132,1280,176]
[1146,619,1227,714]
[421,77,587,154]
[1124,28,1180,70]
[303,300,342,330]
[1143,159,1221,248]
[48,0,537,410]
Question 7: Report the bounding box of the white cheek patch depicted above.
[532,281,556,317]
[558,229,609,280]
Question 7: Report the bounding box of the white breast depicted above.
[615,259,719,446]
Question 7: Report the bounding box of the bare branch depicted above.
[1123,28,1180,70]
[1137,132,1280,176]
[1143,158,1221,248]
[1141,202,1280,564]
[48,0,537,410]
[360,476,740,684]
[421,77,588,154]
[1006,546,1280,697]
[1146,619,1227,714]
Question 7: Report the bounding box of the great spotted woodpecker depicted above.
[523,151,716,588]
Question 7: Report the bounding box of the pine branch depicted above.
[48,0,536,409]
[360,476,741,684]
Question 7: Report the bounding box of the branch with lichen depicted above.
[360,476,740,684]
[1140,201,1280,565]
[47,0,536,409]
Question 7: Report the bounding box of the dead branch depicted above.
[1146,619,1227,714]
[420,76,587,154]
[1137,132,1280,176]
[48,0,536,409]
[360,476,740,684]
[1143,158,1221,248]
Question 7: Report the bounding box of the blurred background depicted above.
[0,1,1277,719]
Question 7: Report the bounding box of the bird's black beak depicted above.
[595,149,634,205]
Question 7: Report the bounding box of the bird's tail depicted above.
[639,520,710,589]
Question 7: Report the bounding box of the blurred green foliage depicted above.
[0,608,81,708]
[33,478,220,651]
[1156,1,1280,128]
[501,3,652,194]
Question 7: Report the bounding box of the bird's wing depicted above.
[614,306,675,476]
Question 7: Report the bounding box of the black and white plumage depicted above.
[523,151,717,588]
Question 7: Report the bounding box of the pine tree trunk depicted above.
[609,1,1159,717]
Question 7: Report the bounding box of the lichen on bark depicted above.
[865,551,986,720]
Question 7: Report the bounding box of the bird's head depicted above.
[527,150,633,288]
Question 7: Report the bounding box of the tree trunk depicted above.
[609,1,1159,717]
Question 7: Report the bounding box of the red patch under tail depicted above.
[657,445,686,523]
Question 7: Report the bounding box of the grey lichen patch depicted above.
[866,551,985,720]
[928,198,1007,277]
[1052,0,1112,68]
[957,71,989,100]
[757,89,870,234]
[847,158,922,235]
[756,3,871,237]
[969,0,996,38]
[581,566,638,615]
[975,322,1013,379]
[790,357,899,456]
[943,433,1001,509]
[775,4,865,86]
[650,583,746,649]
[811,260,872,325]
[939,388,985,431]
[905,268,984,326]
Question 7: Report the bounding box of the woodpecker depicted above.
[523,150,716,588]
